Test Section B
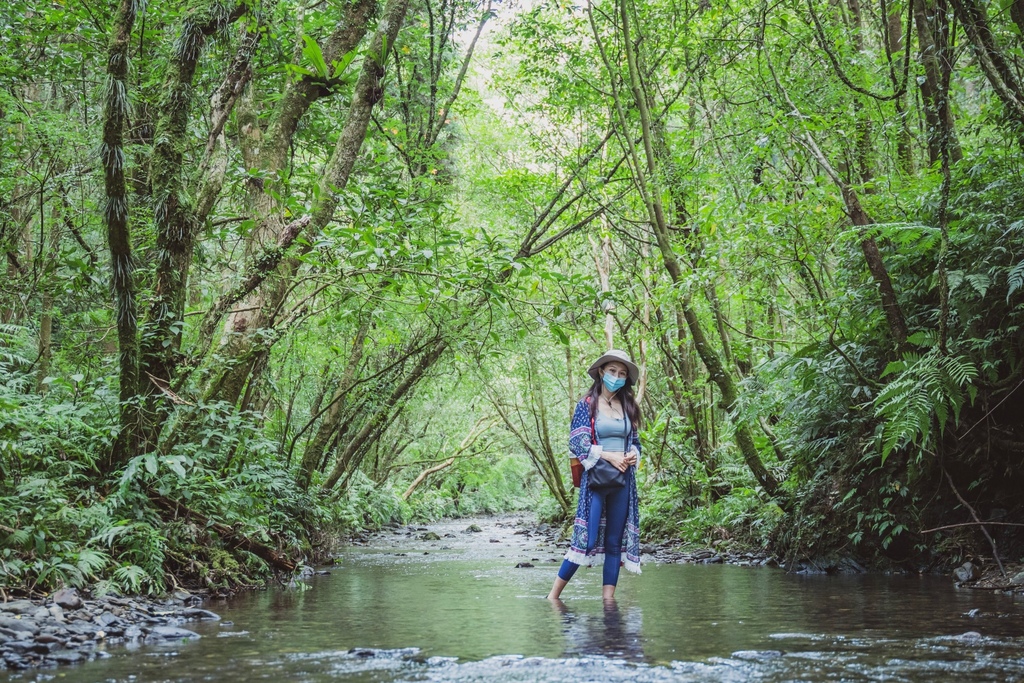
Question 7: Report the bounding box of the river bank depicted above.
[0,588,220,671]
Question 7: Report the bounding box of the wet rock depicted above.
[1008,571,1024,587]
[464,524,483,533]
[732,650,783,661]
[0,616,40,635]
[52,588,83,610]
[49,650,85,664]
[94,611,120,627]
[515,562,534,568]
[0,600,36,615]
[420,532,441,541]
[2,652,30,669]
[182,608,220,621]
[489,538,501,543]
[147,625,200,641]
[702,555,724,564]
[34,633,64,645]
[7,640,55,655]
[48,605,66,622]
[957,631,983,640]
[955,562,982,582]
[836,557,866,573]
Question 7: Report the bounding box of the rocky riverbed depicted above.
[0,588,220,671]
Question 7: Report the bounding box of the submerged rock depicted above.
[147,626,201,641]
[420,532,441,541]
[732,650,784,661]
[464,524,483,533]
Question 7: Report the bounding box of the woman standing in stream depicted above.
[547,349,642,601]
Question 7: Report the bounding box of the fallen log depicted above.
[149,493,297,573]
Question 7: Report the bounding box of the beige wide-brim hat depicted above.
[587,349,639,384]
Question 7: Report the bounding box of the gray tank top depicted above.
[595,410,630,453]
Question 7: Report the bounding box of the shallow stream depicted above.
[6,516,1024,682]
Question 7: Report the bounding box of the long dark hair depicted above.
[586,366,642,430]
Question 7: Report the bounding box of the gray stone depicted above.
[94,611,119,627]
[0,600,36,615]
[52,588,82,610]
[732,650,784,661]
[954,561,982,582]
[2,653,30,669]
[0,616,40,635]
[48,605,65,622]
[464,524,483,533]
[1008,571,1024,587]
[147,625,200,641]
[34,633,64,645]
[49,650,85,664]
[7,640,55,655]
[182,608,220,621]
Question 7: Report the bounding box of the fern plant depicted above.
[873,350,978,462]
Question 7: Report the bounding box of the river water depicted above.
[6,516,1024,682]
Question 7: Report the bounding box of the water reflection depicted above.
[551,598,645,662]
[5,517,1024,683]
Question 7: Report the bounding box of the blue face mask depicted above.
[603,373,626,393]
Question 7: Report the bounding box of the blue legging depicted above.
[558,484,630,586]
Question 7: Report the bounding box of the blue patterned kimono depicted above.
[565,396,642,574]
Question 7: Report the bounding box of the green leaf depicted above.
[332,49,357,78]
[302,35,329,78]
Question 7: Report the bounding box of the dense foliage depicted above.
[2,0,1023,594]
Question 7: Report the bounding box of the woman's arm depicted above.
[569,399,602,470]
[626,422,641,467]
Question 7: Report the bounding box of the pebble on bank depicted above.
[0,587,219,671]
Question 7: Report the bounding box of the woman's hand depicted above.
[623,450,638,467]
[601,451,629,472]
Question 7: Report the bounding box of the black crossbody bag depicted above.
[587,404,630,491]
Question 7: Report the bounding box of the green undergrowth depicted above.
[0,367,540,596]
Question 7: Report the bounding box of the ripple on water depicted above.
[7,516,1024,683]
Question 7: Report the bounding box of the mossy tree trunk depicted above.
[102,0,141,471]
